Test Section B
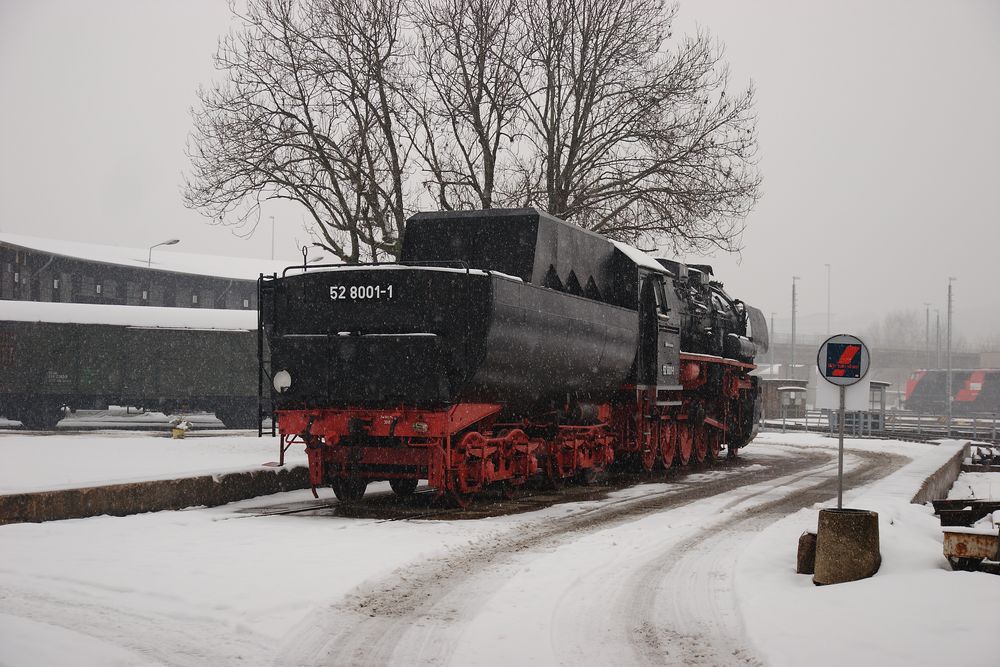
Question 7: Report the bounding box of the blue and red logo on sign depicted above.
[826,343,862,378]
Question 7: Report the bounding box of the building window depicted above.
[13,272,19,284]
[96,283,102,295]
[142,289,148,301]
[242,298,249,309]
[53,278,59,290]
[191,293,199,305]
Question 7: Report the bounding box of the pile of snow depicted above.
[949,471,999,500]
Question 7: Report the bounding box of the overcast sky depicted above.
[1,0,998,346]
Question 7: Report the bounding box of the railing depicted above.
[763,410,1000,444]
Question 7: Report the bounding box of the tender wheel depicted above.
[499,480,521,501]
[389,478,418,496]
[576,466,605,486]
[331,478,368,503]
[450,490,474,508]
[545,453,569,489]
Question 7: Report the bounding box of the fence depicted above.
[763,410,1000,444]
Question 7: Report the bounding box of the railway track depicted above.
[233,454,770,522]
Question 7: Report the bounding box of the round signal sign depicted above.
[817,334,870,386]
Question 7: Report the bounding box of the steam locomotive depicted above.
[259,209,768,503]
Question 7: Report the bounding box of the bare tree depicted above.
[864,309,924,349]
[185,0,412,262]
[514,0,760,251]
[408,0,526,210]
[187,0,760,260]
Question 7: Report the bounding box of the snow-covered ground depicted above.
[949,472,999,500]
[1,432,996,666]
[737,434,996,667]
[0,432,299,494]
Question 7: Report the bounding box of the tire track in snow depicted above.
[0,582,273,666]
[274,446,878,666]
[620,448,904,666]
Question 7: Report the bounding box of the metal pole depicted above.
[935,310,941,369]
[947,278,955,436]
[924,303,931,369]
[270,216,276,261]
[838,384,845,509]
[770,312,775,375]
[791,276,799,375]
[825,263,831,335]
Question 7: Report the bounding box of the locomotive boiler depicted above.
[259,209,768,503]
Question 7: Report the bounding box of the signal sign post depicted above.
[816,334,871,509]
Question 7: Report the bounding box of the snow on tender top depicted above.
[0,232,291,281]
[3,300,257,330]
[609,240,667,272]
[293,264,523,281]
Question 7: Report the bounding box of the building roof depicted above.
[0,232,292,281]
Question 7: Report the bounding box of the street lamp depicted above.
[147,239,180,268]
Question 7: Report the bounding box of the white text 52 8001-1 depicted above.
[329,285,394,300]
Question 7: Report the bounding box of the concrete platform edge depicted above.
[911,442,969,505]
[0,466,310,525]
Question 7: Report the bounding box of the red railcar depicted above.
[905,369,1000,415]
